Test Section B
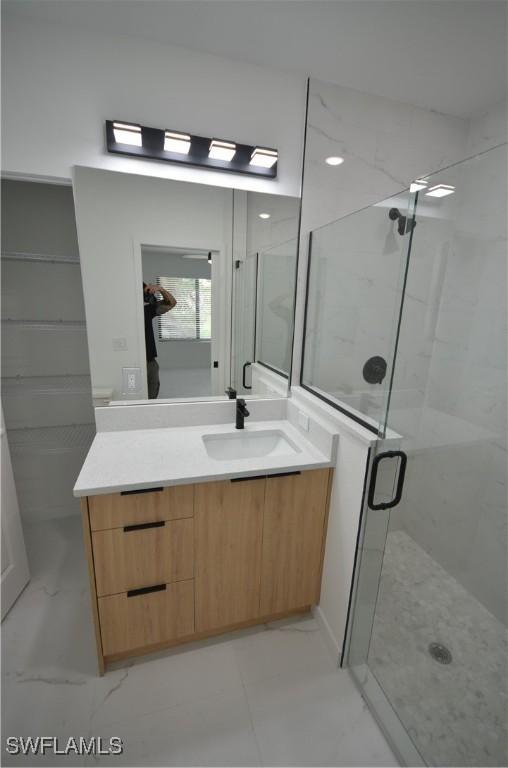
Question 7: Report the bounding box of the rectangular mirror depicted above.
[72,167,300,404]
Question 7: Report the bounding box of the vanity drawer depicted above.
[98,579,195,657]
[92,517,194,597]
[88,484,194,531]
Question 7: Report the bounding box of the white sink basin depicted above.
[202,429,300,461]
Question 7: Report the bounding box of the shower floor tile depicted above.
[369,530,508,767]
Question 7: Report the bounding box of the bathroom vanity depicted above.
[75,417,334,674]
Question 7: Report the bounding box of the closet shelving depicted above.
[1,179,95,523]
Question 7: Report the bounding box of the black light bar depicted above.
[105,121,278,179]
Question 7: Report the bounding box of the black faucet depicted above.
[225,387,237,400]
[235,398,250,429]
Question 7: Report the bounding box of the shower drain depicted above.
[428,642,453,665]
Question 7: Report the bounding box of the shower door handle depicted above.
[242,361,252,389]
[367,450,407,510]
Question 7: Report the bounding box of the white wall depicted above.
[72,167,233,402]
[2,11,306,197]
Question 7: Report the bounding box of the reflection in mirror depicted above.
[141,246,215,399]
[256,238,297,378]
[72,167,300,405]
[232,192,301,396]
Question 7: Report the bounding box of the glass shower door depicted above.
[347,144,508,767]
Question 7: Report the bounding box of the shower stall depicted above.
[301,143,507,766]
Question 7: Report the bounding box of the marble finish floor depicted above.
[2,516,397,767]
[369,530,508,767]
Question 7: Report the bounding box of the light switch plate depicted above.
[112,337,128,351]
[298,411,310,431]
[122,367,141,395]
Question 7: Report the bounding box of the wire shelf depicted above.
[1,251,80,265]
[8,423,96,453]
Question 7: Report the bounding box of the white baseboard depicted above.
[312,604,341,665]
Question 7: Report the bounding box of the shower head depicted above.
[389,207,416,236]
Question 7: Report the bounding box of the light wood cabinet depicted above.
[195,478,264,632]
[260,469,330,615]
[82,469,331,673]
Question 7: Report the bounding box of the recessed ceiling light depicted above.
[425,184,455,198]
[113,122,142,146]
[164,130,191,154]
[325,156,344,166]
[410,179,428,193]
[250,147,278,168]
[209,139,237,162]
[259,213,271,220]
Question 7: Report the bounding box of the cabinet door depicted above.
[260,469,330,615]
[195,479,264,632]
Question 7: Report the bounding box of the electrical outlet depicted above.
[112,337,128,351]
[122,367,141,395]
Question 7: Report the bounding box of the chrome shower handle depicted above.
[367,450,407,510]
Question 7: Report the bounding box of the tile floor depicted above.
[370,530,508,767]
[2,516,397,767]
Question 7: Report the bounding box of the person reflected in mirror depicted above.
[143,282,177,399]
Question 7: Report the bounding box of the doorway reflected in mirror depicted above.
[141,246,215,399]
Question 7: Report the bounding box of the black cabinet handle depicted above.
[121,487,163,496]
[127,583,166,598]
[231,470,301,483]
[231,475,266,483]
[367,451,407,510]
[242,361,252,390]
[123,521,165,533]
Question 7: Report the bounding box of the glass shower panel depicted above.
[255,238,297,377]
[301,191,416,433]
[348,143,508,767]
[232,251,258,394]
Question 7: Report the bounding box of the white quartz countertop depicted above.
[73,420,334,497]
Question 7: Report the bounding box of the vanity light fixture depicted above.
[106,121,277,178]
[112,122,142,147]
[250,147,278,168]
[164,130,191,154]
[410,179,428,193]
[325,156,344,166]
[208,139,237,162]
[425,184,455,198]
[259,213,271,220]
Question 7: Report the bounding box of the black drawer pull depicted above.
[121,487,163,496]
[127,583,166,598]
[123,521,165,533]
[231,470,301,483]
[231,475,266,483]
